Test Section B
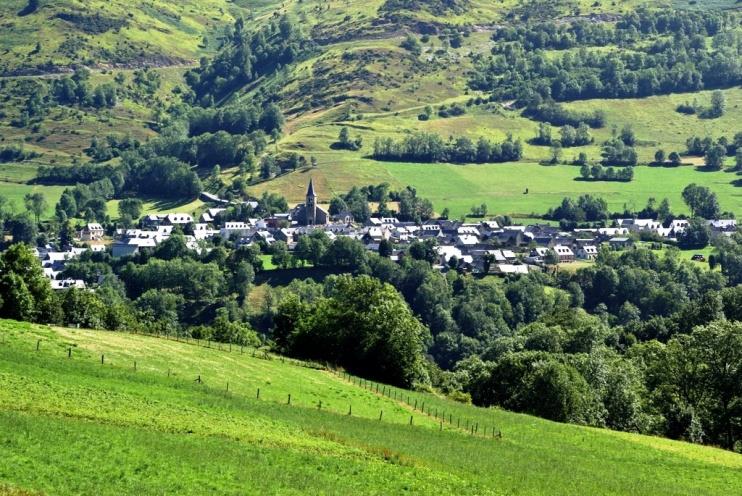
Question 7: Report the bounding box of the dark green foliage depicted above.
[678,218,711,249]
[580,164,634,182]
[547,195,609,222]
[186,16,309,104]
[0,244,54,323]
[54,12,128,34]
[125,157,202,199]
[188,104,282,137]
[18,0,40,16]
[524,102,606,128]
[682,184,721,219]
[38,163,118,185]
[473,10,741,105]
[381,0,469,14]
[0,145,38,163]
[280,274,429,387]
[601,138,638,166]
[332,126,363,151]
[372,133,522,163]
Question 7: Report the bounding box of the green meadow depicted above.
[0,319,740,495]
[250,159,742,219]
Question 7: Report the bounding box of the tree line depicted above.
[372,132,523,163]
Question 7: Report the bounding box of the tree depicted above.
[288,275,429,387]
[682,184,721,219]
[647,321,742,449]
[401,33,422,55]
[669,151,682,166]
[334,126,363,151]
[620,125,636,146]
[709,90,726,118]
[654,149,666,164]
[0,243,54,322]
[678,218,711,249]
[704,143,726,170]
[271,241,292,269]
[118,198,143,221]
[549,141,563,164]
[24,192,47,224]
[10,213,37,245]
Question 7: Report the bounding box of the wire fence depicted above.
[7,329,502,440]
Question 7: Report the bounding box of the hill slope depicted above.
[0,319,740,495]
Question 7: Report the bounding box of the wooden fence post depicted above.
[348,405,352,416]
[287,394,291,405]
[101,354,104,365]
[36,339,40,351]
[68,348,71,358]
[409,415,413,425]
[256,388,260,399]
[318,400,322,410]
[379,410,383,421]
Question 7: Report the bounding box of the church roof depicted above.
[306,178,316,198]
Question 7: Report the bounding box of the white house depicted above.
[80,223,104,241]
[577,245,598,260]
[554,245,575,263]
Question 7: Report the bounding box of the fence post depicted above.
[36,339,40,351]
[101,354,104,365]
[226,382,229,394]
[168,368,170,377]
[287,394,291,405]
[256,388,260,399]
[68,348,71,358]
[409,415,413,425]
[348,405,352,416]
[197,375,201,384]
[134,361,137,371]
[414,399,417,410]
[379,410,383,421]
[318,400,322,410]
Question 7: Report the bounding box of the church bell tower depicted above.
[306,178,317,225]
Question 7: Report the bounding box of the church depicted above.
[291,178,329,226]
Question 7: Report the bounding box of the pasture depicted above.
[0,319,740,495]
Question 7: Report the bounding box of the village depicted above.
[36,180,737,290]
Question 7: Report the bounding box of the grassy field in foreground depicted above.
[0,320,740,495]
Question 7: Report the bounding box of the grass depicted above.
[0,181,65,217]
[250,158,742,219]
[0,319,740,495]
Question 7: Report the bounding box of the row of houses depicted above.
[97,210,736,276]
[69,179,738,278]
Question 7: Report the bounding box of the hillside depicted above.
[0,319,741,495]
[0,0,740,222]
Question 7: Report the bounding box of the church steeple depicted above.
[306,177,317,199]
[305,178,317,225]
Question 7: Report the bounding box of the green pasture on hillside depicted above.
[0,320,740,495]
